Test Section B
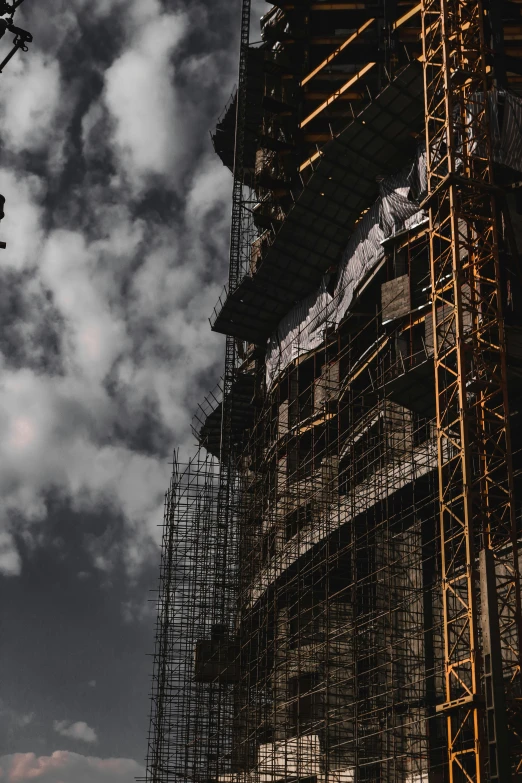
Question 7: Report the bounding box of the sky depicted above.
[0,0,267,779]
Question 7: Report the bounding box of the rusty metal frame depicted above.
[422,0,522,781]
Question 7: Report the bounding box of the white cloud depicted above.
[0,52,62,155]
[39,228,130,382]
[16,713,34,729]
[0,366,170,574]
[0,701,34,730]
[0,532,21,577]
[0,751,143,782]
[121,596,156,625]
[0,168,45,273]
[103,9,189,188]
[250,0,267,38]
[53,720,98,744]
[185,155,232,224]
[12,0,134,55]
[0,181,225,573]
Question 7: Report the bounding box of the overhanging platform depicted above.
[198,373,257,458]
[212,47,266,180]
[211,62,425,345]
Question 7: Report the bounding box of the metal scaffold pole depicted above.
[206,0,252,779]
[422,0,522,780]
[144,455,181,783]
[215,0,252,630]
[142,450,222,783]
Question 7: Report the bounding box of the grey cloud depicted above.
[53,720,98,744]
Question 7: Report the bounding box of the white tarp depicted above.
[266,276,335,388]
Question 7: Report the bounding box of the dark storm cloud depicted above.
[0,509,156,761]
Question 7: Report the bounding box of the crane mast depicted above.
[422,1,522,780]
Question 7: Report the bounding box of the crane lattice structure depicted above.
[422,0,522,780]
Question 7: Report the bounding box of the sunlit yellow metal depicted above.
[422,0,522,781]
[300,18,375,87]
[299,62,376,128]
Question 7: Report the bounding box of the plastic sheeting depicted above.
[266,90,522,389]
[265,144,429,389]
[266,277,335,388]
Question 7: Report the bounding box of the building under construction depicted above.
[144,2,522,782]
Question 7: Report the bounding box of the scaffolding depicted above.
[143,450,225,783]
[144,2,522,783]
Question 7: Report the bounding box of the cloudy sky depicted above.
[0,0,266,779]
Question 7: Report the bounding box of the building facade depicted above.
[145,3,522,783]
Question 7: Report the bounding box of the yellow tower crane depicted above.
[422,1,522,780]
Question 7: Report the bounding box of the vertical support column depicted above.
[209,1,252,780]
[421,508,446,781]
[395,523,429,783]
[421,1,522,781]
[273,607,290,743]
